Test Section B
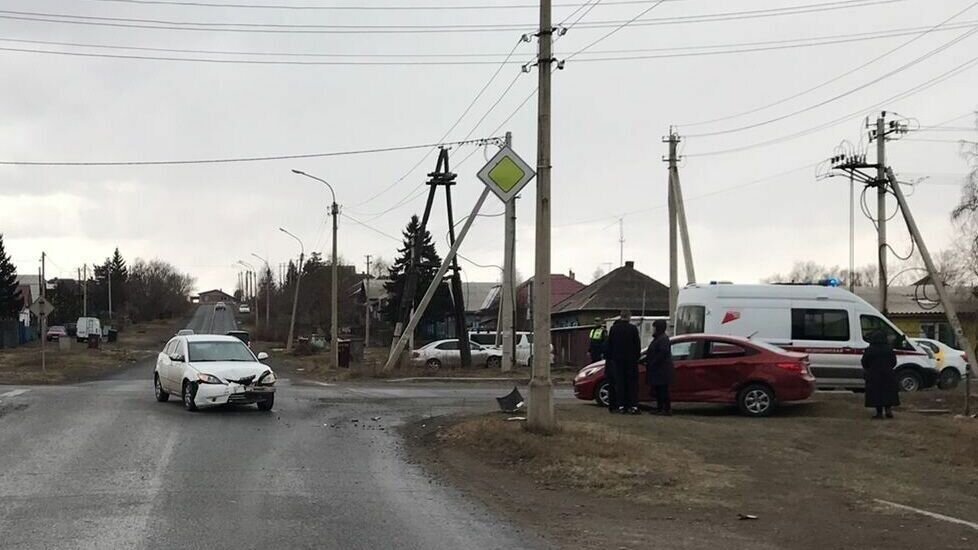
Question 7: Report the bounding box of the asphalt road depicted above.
[0,306,556,550]
[185,303,238,335]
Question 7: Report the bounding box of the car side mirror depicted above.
[169,353,185,363]
[257,352,269,361]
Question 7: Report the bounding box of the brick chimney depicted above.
[625,261,635,269]
[568,269,576,280]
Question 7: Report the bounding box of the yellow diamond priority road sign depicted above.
[477,145,535,203]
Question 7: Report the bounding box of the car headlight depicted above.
[258,370,276,385]
[197,373,224,384]
[576,366,602,380]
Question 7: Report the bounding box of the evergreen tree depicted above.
[0,234,22,320]
[383,215,452,326]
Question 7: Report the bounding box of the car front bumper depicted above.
[193,382,274,407]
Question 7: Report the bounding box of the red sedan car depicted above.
[573,334,815,417]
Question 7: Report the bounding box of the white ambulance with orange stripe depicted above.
[675,283,938,392]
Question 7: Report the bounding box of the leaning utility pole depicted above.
[501,131,517,372]
[364,254,372,348]
[875,113,888,314]
[886,168,977,416]
[528,0,556,432]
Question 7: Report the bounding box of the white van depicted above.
[675,283,938,392]
[468,331,547,366]
[76,317,102,343]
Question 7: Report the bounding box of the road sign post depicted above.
[30,296,54,374]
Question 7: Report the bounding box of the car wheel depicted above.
[425,358,441,370]
[737,384,775,417]
[154,374,169,402]
[257,394,274,411]
[896,369,922,392]
[487,356,500,369]
[595,380,611,408]
[182,380,198,412]
[938,368,961,390]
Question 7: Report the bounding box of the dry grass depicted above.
[439,415,740,504]
[0,318,183,384]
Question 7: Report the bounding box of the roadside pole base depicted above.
[526,377,556,434]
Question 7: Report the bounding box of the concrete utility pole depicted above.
[876,113,888,314]
[618,218,625,267]
[280,228,304,353]
[886,168,978,416]
[666,133,679,328]
[238,261,258,330]
[501,131,517,372]
[82,264,88,317]
[292,170,340,370]
[107,265,113,321]
[364,254,372,348]
[40,252,46,374]
[529,0,556,432]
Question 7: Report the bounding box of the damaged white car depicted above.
[154,334,276,412]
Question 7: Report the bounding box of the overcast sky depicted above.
[1,0,976,295]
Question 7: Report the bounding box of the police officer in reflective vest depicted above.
[588,317,607,364]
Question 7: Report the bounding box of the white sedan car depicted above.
[410,339,502,369]
[911,338,969,389]
[155,334,276,411]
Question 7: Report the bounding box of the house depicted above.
[196,289,236,304]
[475,273,587,332]
[550,261,670,367]
[855,285,978,350]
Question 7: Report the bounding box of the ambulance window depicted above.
[675,305,705,335]
[860,315,912,350]
[791,309,850,341]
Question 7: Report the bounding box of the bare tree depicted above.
[951,110,978,221]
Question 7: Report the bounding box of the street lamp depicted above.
[251,253,272,330]
[237,260,258,330]
[280,227,305,353]
[292,169,340,370]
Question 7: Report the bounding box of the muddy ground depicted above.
[406,390,978,550]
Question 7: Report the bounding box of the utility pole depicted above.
[886,168,977,416]
[364,254,372,348]
[666,133,679,329]
[280,228,304,353]
[528,0,556,432]
[501,131,517,372]
[82,264,88,317]
[252,254,271,329]
[849,172,855,292]
[331,202,339,368]
[40,252,46,374]
[107,265,113,321]
[618,218,625,267]
[876,113,888,314]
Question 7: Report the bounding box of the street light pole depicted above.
[292,169,340,370]
[280,228,304,353]
[251,253,271,331]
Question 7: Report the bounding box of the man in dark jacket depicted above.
[861,331,900,419]
[645,319,674,415]
[588,317,607,364]
[605,310,641,414]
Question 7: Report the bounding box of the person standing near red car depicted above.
[605,310,642,415]
[645,319,674,415]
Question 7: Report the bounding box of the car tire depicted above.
[487,356,500,369]
[182,380,198,412]
[737,383,775,417]
[595,380,611,408]
[257,394,274,411]
[896,369,923,392]
[938,368,961,390]
[154,374,169,402]
[425,358,441,370]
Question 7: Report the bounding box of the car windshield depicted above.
[188,341,255,362]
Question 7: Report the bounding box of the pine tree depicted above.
[383,215,452,326]
[0,234,23,320]
[108,248,128,314]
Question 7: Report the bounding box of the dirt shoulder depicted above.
[0,317,185,385]
[404,391,978,550]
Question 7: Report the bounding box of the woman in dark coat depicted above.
[645,319,674,415]
[861,331,900,419]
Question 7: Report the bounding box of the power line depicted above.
[79,0,681,11]
[0,1,907,35]
[566,0,668,60]
[341,213,403,243]
[680,1,978,128]
[685,52,978,157]
[684,22,978,137]
[0,136,500,166]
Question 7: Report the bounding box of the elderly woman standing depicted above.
[861,331,900,419]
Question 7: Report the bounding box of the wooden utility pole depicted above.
[364,254,372,348]
[528,0,556,432]
[501,131,516,372]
